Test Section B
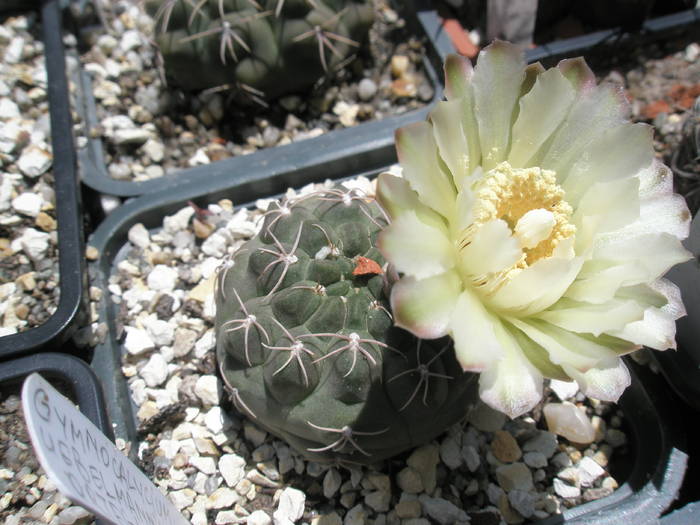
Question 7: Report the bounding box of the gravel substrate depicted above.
[74,0,434,182]
[0,14,61,336]
[87,176,626,525]
[0,392,95,525]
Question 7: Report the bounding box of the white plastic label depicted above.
[21,373,190,525]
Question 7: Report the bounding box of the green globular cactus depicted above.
[144,0,374,98]
[215,186,478,464]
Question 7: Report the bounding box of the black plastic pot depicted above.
[0,352,112,525]
[72,2,447,199]
[652,214,700,412]
[86,152,687,521]
[525,7,700,65]
[0,352,113,440]
[1,0,88,360]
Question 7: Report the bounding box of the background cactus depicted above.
[674,96,700,214]
[215,186,478,464]
[143,0,374,99]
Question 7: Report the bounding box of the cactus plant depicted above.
[673,96,700,214]
[215,186,478,464]
[144,0,374,99]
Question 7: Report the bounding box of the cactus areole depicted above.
[144,0,374,98]
[215,187,478,464]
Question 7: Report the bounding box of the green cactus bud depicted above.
[215,186,478,464]
[144,0,374,98]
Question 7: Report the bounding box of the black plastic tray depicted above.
[1,0,87,360]
[525,8,700,65]
[86,153,687,522]
[73,2,447,198]
[0,352,112,525]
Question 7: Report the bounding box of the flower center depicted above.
[457,162,576,295]
[473,162,575,265]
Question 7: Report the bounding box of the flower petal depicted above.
[566,263,647,304]
[450,288,505,372]
[536,83,628,177]
[488,256,583,315]
[519,62,545,97]
[391,270,462,339]
[562,123,654,203]
[377,210,454,279]
[609,308,679,350]
[509,318,619,371]
[444,53,473,101]
[650,278,686,320]
[395,122,456,218]
[592,232,692,284]
[478,323,543,418]
[615,164,691,241]
[472,40,525,170]
[509,324,569,381]
[607,279,686,350]
[508,68,576,167]
[376,172,439,223]
[573,177,640,253]
[430,99,471,186]
[563,357,630,402]
[457,90,481,182]
[537,297,645,336]
[455,178,478,231]
[557,57,596,92]
[461,219,522,276]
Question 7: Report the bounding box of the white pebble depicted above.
[219,454,246,488]
[0,98,20,119]
[247,510,272,525]
[3,36,24,64]
[147,264,179,292]
[544,402,595,444]
[141,138,165,162]
[578,456,605,487]
[15,228,50,260]
[17,144,52,177]
[96,34,118,54]
[195,375,222,406]
[140,353,168,387]
[124,326,155,355]
[357,78,377,101]
[0,174,17,211]
[201,231,229,258]
[143,317,175,346]
[112,127,151,146]
[204,406,228,434]
[120,29,143,52]
[190,456,217,475]
[163,206,195,233]
[273,487,305,524]
[128,223,150,249]
[170,488,196,510]
[553,478,581,499]
[12,192,42,217]
[549,379,579,401]
[206,488,240,510]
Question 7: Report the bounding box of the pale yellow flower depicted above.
[377,41,692,418]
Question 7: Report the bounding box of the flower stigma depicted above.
[458,162,576,295]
